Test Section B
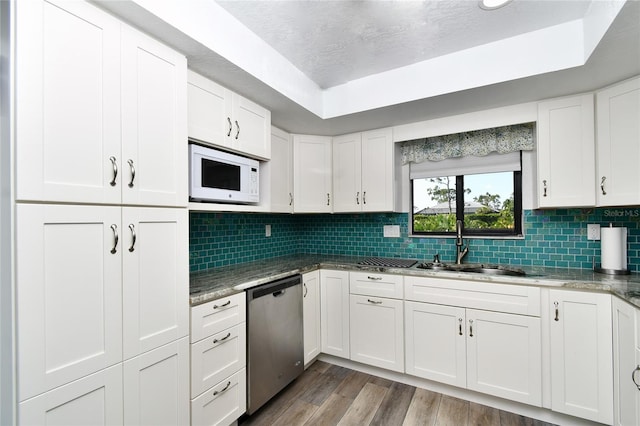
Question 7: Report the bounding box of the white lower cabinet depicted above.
[18,364,123,425]
[190,292,246,425]
[320,270,350,358]
[303,270,321,365]
[612,296,638,426]
[404,301,541,406]
[191,368,247,426]
[123,338,190,426]
[549,290,613,424]
[350,294,404,372]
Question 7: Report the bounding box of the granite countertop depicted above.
[189,254,640,308]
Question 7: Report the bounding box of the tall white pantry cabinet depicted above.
[15,1,189,425]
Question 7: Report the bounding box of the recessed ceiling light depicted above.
[479,0,513,10]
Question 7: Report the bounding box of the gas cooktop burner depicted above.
[357,257,417,268]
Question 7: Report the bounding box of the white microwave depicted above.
[189,144,259,204]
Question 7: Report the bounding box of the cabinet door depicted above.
[17,204,122,401]
[613,297,639,426]
[596,77,640,206]
[123,338,189,426]
[320,270,350,358]
[232,94,271,160]
[361,128,394,212]
[549,290,613,424]
[16,0,121,204]
[404,301,466,388]
[18,364,123,426]
[293,135,333,213]
[121,26,187,207]
[537,94,595,207]
[332,133,362,212]
[466,309,542,406]
[350,295,404,373]
[303,271,321,365]
[122,207,188,360]
[269,127,294,213]
[187,70,233,150]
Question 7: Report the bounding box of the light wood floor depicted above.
[240,361,555,426]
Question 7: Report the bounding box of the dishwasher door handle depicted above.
[272,289,286,297]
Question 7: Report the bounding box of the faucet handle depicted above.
[433,254,441,264]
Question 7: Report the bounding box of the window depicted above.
[410,153,523,237]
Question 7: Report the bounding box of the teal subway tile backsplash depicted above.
[189,207,640,273]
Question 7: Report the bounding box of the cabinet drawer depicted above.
[405,276,540,316]
[190,368,246,426]
[190,324,246,397]
[350,272,403,299]
[191,293,245,343]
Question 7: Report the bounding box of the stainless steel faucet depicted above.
[455,220,469,264]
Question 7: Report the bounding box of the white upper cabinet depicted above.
[537,94,596,208]
[332,128,395,213]
[596,76,640,206]
[16,0,122,205]
[187,70,271,160]
[293,134,333,213]
[269,126,294,213]
[16,0,187,207]
[361,128,395,212]
[121,27,187,207]
[333,133,362,212]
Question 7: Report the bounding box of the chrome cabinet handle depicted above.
[127,159,135,188]
[227,117,232,137]
[554,301,559,321]
[213,300,231,309]
[110,224,118,254]
[356,192,360,205]
[235,120,240,140]
[600,176,607,195]
[367,299,382,304]
[327,193,330,206]
[632,366,640,390]
[213,332,231,344]
[458,318,463,336]
[213,381,231,396]
[289,193,293,206]
[469,319,474,337]
[543,180,547,197]
[363,191,366,205]
[303,283,308,298]
[128,224,136,252]
[367,276,382,281]
[109,156,118,187]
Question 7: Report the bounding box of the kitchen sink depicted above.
[416,262,526,277]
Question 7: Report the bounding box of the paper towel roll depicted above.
[601,226,627,271]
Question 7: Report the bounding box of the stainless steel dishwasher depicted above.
[246,274,304,415]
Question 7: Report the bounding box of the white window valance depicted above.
[409,151,521,180]
[399,122,535,165]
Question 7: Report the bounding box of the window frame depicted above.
[410,170,523,237]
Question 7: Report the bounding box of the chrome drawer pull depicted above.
[458,318,463,336]
[213,300,231,309]
[213,381,231,396]
[469,319,474,337]
[600,176,607,195]
[367,299,382,304]
[110,224,118,254]
[213,332,231,344]
[235,120,240,140]
[109,156,118,187]
[128,224,136,252]
[554,301,559,321]
[227,117,232,137]
[632,366,640,390]
[127,159,135,188]
[367,276,382,281]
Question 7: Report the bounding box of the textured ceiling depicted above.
[216,0,592,88]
